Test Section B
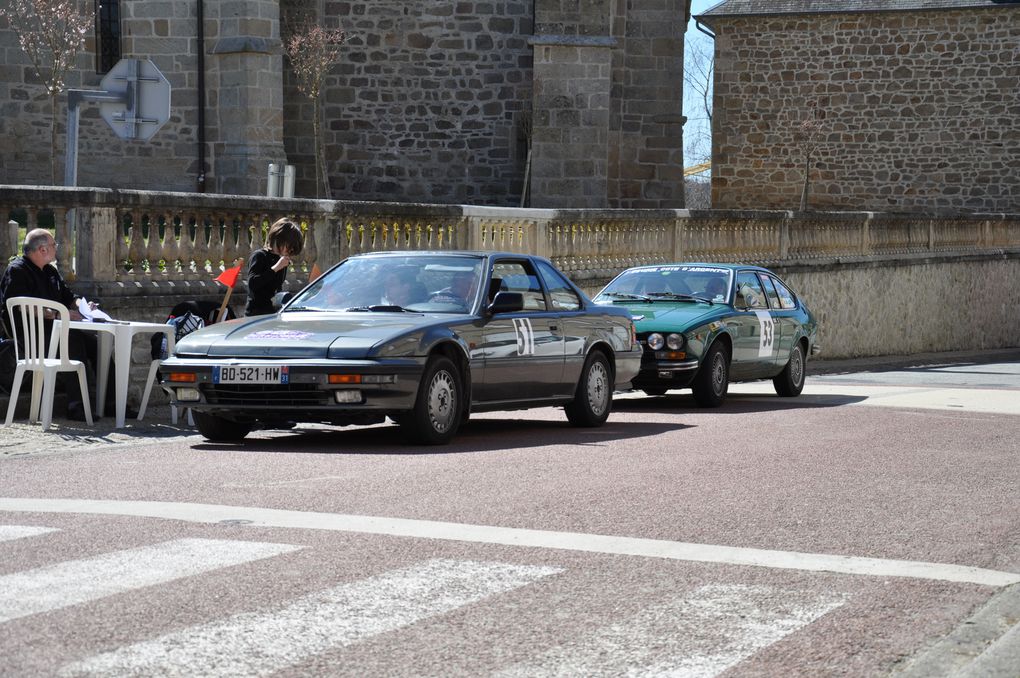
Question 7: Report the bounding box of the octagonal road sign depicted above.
[98,58,171,141]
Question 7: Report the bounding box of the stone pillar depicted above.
[609,0,687,208]
[73,207,119,291]
[207,0,287,196]
[529,35,615,209]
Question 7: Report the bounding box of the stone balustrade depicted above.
[3,185,1019,373]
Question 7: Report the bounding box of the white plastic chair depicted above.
[3,297,93,430]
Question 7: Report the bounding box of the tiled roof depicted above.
[699,0,1019,18]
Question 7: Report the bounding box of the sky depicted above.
[684,0,718,169]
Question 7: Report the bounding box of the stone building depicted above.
[0,0,690,209]
[696,0,1020,212]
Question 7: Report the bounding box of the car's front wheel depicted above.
[193,411,252,442]
[565,350,613,427]
[773,342,806,397]
[401,356,462,444]
[692,341,729,407]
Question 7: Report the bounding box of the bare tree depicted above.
[683,35,714,168]
[793,103,824,211]
[0,0,93,183]
[284,18,347,199]
[683,36,714,208]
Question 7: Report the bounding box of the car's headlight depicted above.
[666,333,684,350]
[647,333,664,350]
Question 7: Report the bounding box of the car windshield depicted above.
[595,266,732,304]
[285,255,484,313]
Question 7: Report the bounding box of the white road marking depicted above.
[0,525,59,542]
[2,498,1017,587]
[0,538,300,623]
[497,584,845,677]
[60,559,561,678]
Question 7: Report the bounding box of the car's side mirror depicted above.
[487,291,524,314]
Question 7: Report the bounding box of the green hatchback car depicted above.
[594,263,820,406]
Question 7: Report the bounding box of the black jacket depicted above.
[245,249,286,316]
[0,256,78,340]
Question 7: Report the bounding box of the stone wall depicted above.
[288,0,536,205]
[780,256,1020,360]
[1,0,689,208]
[708,7,1020,213]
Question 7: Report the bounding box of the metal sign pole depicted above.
[64,92,82,187]
[63,89,126,186]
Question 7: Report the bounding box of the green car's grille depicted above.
[200,384,331,407]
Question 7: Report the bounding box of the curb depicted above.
[809,347,1020,376]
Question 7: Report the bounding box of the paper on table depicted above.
[77,297,114,322]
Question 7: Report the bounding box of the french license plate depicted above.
[213,365,289,385]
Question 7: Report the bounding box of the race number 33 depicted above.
[754,310,775,357]
[513,318,536,355]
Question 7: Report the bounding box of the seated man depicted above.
[703,277,728,301]
[429,271,478,307]
[0,228,111,421]
[380,267,427,307]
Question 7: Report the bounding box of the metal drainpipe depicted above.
[196,0,207,192]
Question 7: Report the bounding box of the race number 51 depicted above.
[513,318,536,356]
[754,310,775,357]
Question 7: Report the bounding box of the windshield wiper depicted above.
[283,306,324,312]
[344,305,409,313]
[599,292,652,302]
[645,292,716,304]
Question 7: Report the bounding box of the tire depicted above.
[692,341,729,408]
[773,342,806,397]
[642,388,668,397]
[193,411,252,442]
[565,351,613,427]
[401,356,462,445]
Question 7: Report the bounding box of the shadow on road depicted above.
[192,418,686,455]
[612,391,868,414]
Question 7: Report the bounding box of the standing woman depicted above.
[245,218,304,316]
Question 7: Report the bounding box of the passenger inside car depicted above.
[381,267,427,306]
[703,277,727,301]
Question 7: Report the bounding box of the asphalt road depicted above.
[1,349,1019,677]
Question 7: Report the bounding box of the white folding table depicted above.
[64,320,176,428]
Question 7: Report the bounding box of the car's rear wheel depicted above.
[773,342,806,397]
[401,355,462,444]
[193,411,252,442]
[642,388,668,397]
[565,350,613,427]
[692,341,729,408]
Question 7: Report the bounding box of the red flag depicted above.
[215,264,242,288]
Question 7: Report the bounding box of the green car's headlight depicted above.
[647,333,664,350]
[666,333,684,350]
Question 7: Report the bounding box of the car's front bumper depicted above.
[159,356,426,423]
[629,350,700,389]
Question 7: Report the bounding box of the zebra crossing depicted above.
[2,522,848,677]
